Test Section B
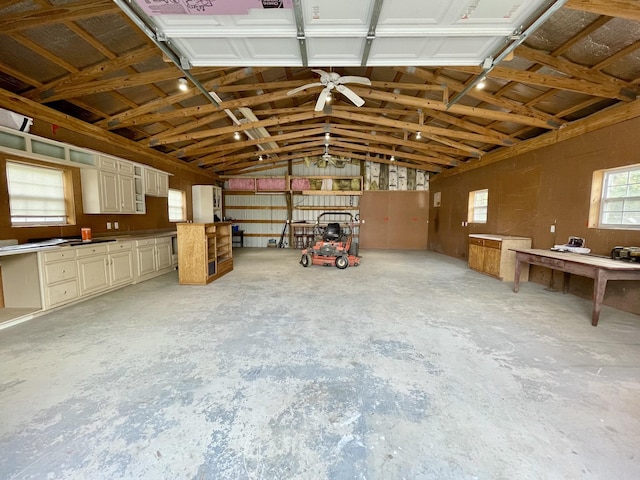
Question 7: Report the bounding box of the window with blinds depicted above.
[6,161,70,225]
[168,188,186,222]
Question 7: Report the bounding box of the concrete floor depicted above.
[1,248,639,479]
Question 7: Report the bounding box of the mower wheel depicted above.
[335,255,349,269]
[300,253,311,267]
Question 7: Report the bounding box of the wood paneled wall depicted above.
[429,115,640,316]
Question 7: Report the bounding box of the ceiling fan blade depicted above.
[311,69,331,79]
[338,75,371,86]
[336,84,365,107]
[314,87,330,111]
[287,82,323,96]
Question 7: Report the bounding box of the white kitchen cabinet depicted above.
[81,156,136,214]
[134,236,175,282]
[192,185,223,223]
[144,167,169,197]
[39,249,79,309]
[77,242,135,297]
[77,245,110,296]
[107,241,134,287]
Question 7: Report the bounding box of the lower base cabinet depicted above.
[134,236,175,282]
[468,234,532,282]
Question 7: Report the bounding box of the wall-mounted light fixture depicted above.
[177,77,189,92]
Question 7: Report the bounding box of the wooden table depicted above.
[512,249,640,326]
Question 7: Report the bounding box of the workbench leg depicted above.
[562,271,571,294]
[513,259,522,293]
[592,269,607,327]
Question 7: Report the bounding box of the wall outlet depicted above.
[106,222,112,230]
[114,221,119,230]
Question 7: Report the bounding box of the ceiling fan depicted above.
[287,69,371,111]
[304,145,349,168]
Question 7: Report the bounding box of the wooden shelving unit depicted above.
[177,222,233,285]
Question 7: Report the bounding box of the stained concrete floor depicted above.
[1,248,640,479]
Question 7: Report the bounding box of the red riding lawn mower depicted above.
[299,212,361,269]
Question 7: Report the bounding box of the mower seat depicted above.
[323,222,341,241]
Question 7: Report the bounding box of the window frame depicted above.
[5,159,75,227]
[468,188,489,224]
[589,164,640,230]
[168,188,186,223]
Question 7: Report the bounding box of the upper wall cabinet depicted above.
[144,167,169,197]
[81,156,137,214]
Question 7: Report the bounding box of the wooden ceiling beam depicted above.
[351,85,557,130]
[39,69,181,103]
[392,66,563,126]
[149,110,327,146]
[331,139,454,168]
[24,46,158,101]
[200,140,326,166]
[330,127,460,165]
[564,0,640,22]
[0,86,216,178]
[516,45,637,98]
[329,110,485,156]
[453,65,632,101]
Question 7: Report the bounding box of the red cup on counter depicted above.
[81,228,92,241]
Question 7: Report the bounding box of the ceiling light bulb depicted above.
[258,155,263,161]
[476,79,486,90]
[178,78,188,92]
[325,133,330,139]
[416,131,422,140]
[390,155,395,162]
[326,93,332,103]
[234,131,241,140]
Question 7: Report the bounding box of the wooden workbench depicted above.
[512,249,640,326]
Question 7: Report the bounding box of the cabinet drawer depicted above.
[484,239,502,250]
[76,244,108,257]
[42,249,76,263]
[43,259,77,285]
[156,237,170,245]
[136,238,156,247]
[44,280,78,308]
[469,237,483,247]
[108,241,132,252]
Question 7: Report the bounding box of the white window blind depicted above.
[168,188,186,222]
[6,161,67,225]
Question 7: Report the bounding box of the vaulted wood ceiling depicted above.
[1,0,639,179]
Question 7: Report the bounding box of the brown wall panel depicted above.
[360,191,429,250]
[429,115,640,316]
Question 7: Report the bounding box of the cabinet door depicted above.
[157,172,169,197]
[136,244,156,277]
[119,174,136,213]
[109,250,134,287]
[77,254,109,296]
[156,239,172,270]
[468,243,484,272]
[99,171,120,213]
[483,247,501,278]
[144,168,158,195]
